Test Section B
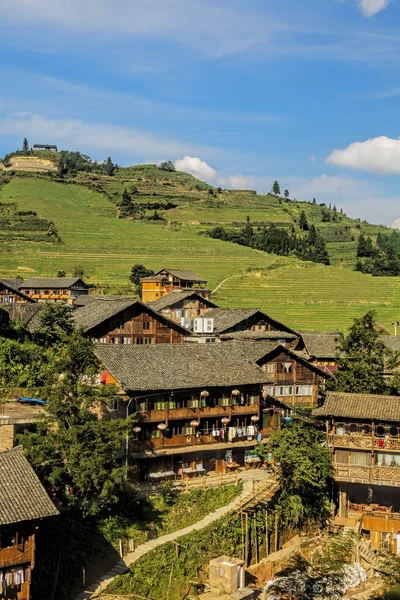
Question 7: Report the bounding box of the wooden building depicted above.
[0,401,45,452]
[140,269,210,303]
[0,447,58,599]
[19,277,89,305]
[74,297,192,344]
[296,332,339,372]
[0,280,33,306]
[239,342,328,407]
[94,343,283,479]
[148,290,217,324]
[313,392,400,554]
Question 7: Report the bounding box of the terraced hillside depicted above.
[0,165,398,331]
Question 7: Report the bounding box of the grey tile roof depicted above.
[19,277,88,289]
[74,298,191,335]
[148,290,217,312]
[313,391,400,422]
[203,308,297,335]
[0,447,58,525]
[382,335,400,352]
[299,332,339,359]
[1,278,24,289]
[94,343,268,392]
[3,303,44,332]
[156,269,207,282]
[0,280,33,302]
[220,331,297,341]
[235,341,280,362]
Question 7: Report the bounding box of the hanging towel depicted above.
[257,433,262,442]
[228,427,235,442]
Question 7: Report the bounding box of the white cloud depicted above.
[391,218,400,229]
[359,0,391,17]
[326,136,400,175]
[0,114,215,161]
[13,111,32,117]
[174,156,217,180]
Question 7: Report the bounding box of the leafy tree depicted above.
[271,180,281,196]
[129,264,155,292]
[159,161,175,172]
[57,270,66,278]
[72,265,85,278]
[327,311,389,394]
[312,198,316,204]
[22,138,29,152]
[283,189,289,199]
[299,210,309,231]
[33,302,75,348]
[19,334,132,515]
[257,421,332,527]
[307,224,318,246]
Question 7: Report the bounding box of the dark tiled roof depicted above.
[299,332,339,359]
[236,341,280,362]
[1,278,24,289]
[148,290,217,312]
[313,391,400,422]
[20,277,88,289]
[156,269,207,282]
[74,298,191,335]
[140,275,167,281]
[0,447,58,525]
[3,303,44,332]
[94,343,267,392]
[220,331,297,341]
[203,308,297,335]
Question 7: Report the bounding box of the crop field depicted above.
[0,171,398,331]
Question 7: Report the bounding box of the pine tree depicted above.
[299,210,309,231]
[22,138,29,152]
[307,224,317,245]
[357,234,367,257]
[272,181,281,196]
[104,157,115,176]
[283,189,289,199]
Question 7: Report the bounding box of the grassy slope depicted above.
[0,168,399,331]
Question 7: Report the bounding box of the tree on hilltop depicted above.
[130,264,155,294]
[103,156,116,176]
[159,161,175,172]
[22,138,29,152]
[272,180,281,196]
[299,210,309,231]
[284,189,289,199]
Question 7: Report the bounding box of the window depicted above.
[295,385,312,396]
[174,310,183,319]
[110,399,119,411]
[156,401,165,411]
[144,338,152,345]
[189,399,199,409]
[266,363,275,374]
[43,289,50,295]
[335,450,349,464]
[169,400,177,409]
[143,322,150,330]
[362,424,371,434]
[275,386,293,396]
[135,338,143,344]
[122,337,132,344]
[263,386,275,396]
[350,451,372,466]
[219,567,225,577]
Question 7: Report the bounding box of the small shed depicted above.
[209,556,245,594]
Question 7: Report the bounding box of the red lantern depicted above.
[158,423,167,430]
[251,415,259,422]
[190,420,200,428]
[221,417,230,425]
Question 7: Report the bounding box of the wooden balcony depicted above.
[334,464,400,487]
[329,434,400,452]
[0,542,33,568]
[137,404,259,423]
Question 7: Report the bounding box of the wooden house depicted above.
[0,447,58,599]
[74,297,192,344]
[94,343,283,479]
[296,332,339,373]
[140,269,210,303]
[0,280,33,306]
[19,277,89,305]
[239,342,328,407]
[0,401,45,452]
[314,392,400,554]
[203,308,299,346]
[148,290,217,324]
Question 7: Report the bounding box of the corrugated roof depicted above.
[299,332,339,359]
[313,391,400,422]
[203,308,297,335]
[19,277,88,289]
[148,290,217,312]
[74,297,192,335]
[156,269,207,282]
[94,343,268,392]
[0,447,58,525]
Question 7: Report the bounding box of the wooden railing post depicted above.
[235,470,239,485]
[185,479,189,493]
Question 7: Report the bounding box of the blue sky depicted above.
[1,0,400,224]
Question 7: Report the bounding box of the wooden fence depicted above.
[139,469,240,494]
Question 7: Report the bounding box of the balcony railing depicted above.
[329,433,400,451]
[137,404,259,423]
[334,464,400,486]
[0,542,33,568]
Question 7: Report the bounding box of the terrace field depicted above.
[0,166,399,331]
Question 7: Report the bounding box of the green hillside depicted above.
[0,165,399,332]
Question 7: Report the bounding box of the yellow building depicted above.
[141,269,210,303]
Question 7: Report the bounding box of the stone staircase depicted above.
[75,474,278,600]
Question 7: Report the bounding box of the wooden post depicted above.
[274,514,279,552]
[235,470,239,485]
[245,512,249,567]
[254,511,259,564]
[241,510,245,562]
[265,508,269,557]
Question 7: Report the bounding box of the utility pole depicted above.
[392,321,399,336]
